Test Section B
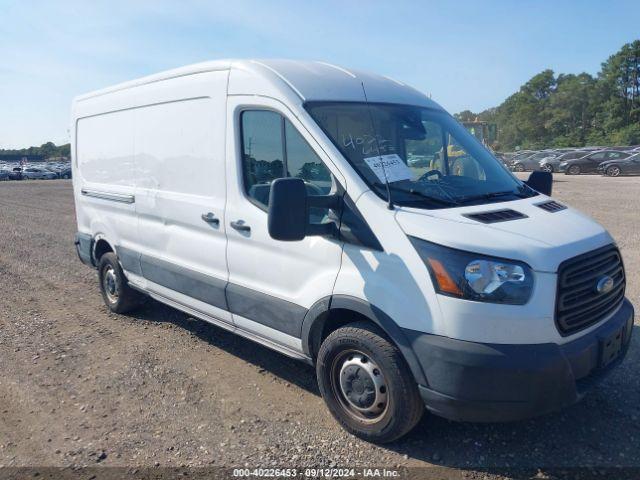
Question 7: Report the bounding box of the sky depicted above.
[1,0,639,149]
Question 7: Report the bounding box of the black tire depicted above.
[567,165,581,175]
[98,252,144,313]
[316,322,424,443]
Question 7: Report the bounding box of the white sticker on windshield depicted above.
[363,154,414,183]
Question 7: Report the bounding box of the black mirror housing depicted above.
[525,171,553,196]
[268,178,308,241]
[268,178,341,241]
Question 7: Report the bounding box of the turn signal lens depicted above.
[427,258,463,296]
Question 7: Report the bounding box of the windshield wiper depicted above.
[458,190,523,203]
[372,182,459,207]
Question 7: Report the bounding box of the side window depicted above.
[241,110,333,223]
[590,152,606,161]
[284,120,332,195]
[241,111,284,208]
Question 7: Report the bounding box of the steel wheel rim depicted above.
[103,266,119,304]
[330,350,389,423]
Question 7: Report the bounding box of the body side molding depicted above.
[81,188,135,204]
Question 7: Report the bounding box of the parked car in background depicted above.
[540,149,586,172]
[559,150,631,174]
[511,150,559,172]
[8,167,23,180]
[58,166,72,179]
[21,167,58,180]
[0,169,10,181]
[598,152,640,176]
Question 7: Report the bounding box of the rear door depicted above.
[224,96,344,351]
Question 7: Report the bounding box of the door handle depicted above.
[230,220,251,232]
[201,212,220,225]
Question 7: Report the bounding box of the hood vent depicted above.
[536,200,567,213]
[464,209,528,224]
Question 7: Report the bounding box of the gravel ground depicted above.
[0,177,638,478]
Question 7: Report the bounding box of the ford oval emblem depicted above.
[596,275,614,294]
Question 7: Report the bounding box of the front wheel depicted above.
[606,166,621,177]
[316,322,424,443]
[567,165,581,175]
[541,164,554,173]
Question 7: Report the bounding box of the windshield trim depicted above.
[304,101,536,210]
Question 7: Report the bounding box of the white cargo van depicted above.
[72,60,634,442]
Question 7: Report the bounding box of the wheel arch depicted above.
[301,295,428,386]
[92,235,115,265]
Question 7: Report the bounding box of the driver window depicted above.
[285,120,332,195]
[240,110,333,223]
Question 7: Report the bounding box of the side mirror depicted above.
[268,178,340,241]
[525,171,553,196]
[268,178,308,241]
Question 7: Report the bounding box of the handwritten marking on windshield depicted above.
[342,133,395,156]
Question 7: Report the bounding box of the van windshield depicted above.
[305,102,537,209]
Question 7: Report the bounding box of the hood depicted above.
[395,196,613,272]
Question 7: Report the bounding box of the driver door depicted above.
[224,96,344,350]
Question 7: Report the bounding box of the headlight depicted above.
[409,237,534,305]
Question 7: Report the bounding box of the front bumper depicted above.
[404,298,634,422]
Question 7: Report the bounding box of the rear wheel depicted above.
[567,165,581,175]
[316,322,424,443]
[98,252,144,313]
[606,166,621,177]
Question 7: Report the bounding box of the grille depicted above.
[464,209,527,224]
[556,245,625,335]
[536,200,567,212]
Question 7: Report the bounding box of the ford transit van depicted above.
[72,60,634,442]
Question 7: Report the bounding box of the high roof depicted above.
[74,59,443,110]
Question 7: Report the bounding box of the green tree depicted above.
[459,40,640,150]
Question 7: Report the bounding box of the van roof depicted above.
[74,59,443,110]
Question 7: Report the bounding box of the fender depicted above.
[301,294,428,386]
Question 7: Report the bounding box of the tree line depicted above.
[456,40,640,151]
[0,142,71,160]
[0,141,70,159]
